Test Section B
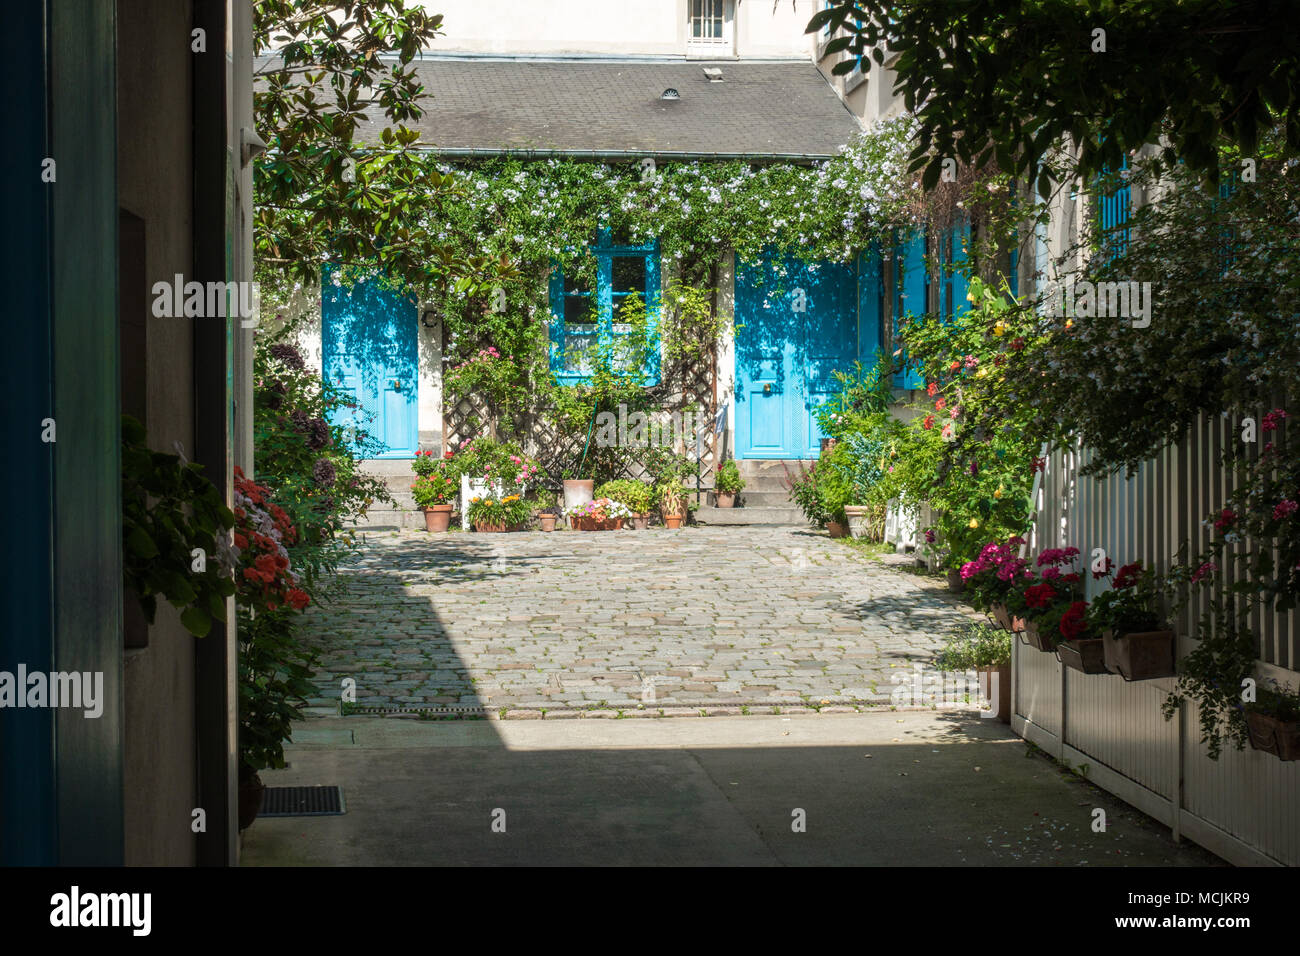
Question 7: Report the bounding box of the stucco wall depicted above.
[417,0,818,59]
[117,0,198,866]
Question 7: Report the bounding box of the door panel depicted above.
[321,274,418,458]
[734,253,857,459]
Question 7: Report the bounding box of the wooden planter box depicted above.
[990,603,1026,633]
[979,663,1012,724]
[1020,618,1058,652]
[474,521,507,533]
[1057,638,1108,674]
[1245,710,1300,761]
[1102,628,1176,681]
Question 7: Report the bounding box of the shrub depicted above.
[935,622,1012,670]
[595,479,656,514]
[714,460,745,495]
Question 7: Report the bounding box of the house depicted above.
[284,2,969,526]
[4,0,256,864]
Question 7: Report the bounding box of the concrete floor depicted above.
[240,712,1224,866]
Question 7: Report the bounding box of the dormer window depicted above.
[687,0,735,57]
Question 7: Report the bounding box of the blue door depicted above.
[734,253,858,459]
[322,274,419,458]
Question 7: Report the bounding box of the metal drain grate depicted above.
[261,786,345,817]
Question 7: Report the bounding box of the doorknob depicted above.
[763,383,772,394]
[392,380,402,391]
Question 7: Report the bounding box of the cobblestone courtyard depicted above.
[303,525,977,717]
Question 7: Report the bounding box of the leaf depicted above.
[181,606,212,638]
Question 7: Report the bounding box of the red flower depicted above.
[923,414,935,430]
[233,532,248,549]
[1112,561,1143,590]
[287,588,310,611]
[927,382,938,396]
[1059,601,1088,640]
[1024,582,1057,609]
[935,397,947,411]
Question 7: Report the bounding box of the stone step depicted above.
[731,490,797,508]
[694,505,808,526]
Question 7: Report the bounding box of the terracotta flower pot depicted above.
[715,492,736,508]
[1057,637,1109,674]
[538,513,557,532]
[423,504,452,533]
[979,663,1012,724]
[474,521,507,533]
[630,514,650,530]
[827,520,848,538]
[946,568,965,592]
[1245,710,1300,761]
[664,514,683,529]
[843,504,870,537]
[990,603,1026,633]
[1102,628,1176,681]
[238,772,265,831]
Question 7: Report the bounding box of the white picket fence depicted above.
[1015,412,1299,866]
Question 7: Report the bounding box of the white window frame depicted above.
[686,0,735,57]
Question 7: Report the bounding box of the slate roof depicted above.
[362,57,861,160]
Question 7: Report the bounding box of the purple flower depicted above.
[269,343,306,370]
[307,417,331,451]
[313,457,337,488]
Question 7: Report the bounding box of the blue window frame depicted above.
[548,230,661,385]
[1097,155,1131,260]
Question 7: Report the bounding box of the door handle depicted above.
[391,380,402,391]
[763,383,772,394]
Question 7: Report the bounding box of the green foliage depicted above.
[714,460,744,495]
[253,337,391,595]
[786,461,830,527]
[658,476,687,517]
[466,493,529,527]
[1160,603,1258,759]
[238,605,318,781]
[1249,681,1300,722]
[253,0,511,296]
[809,1,1300,195]
[595,479,656,514]
[121,415,236,638]
[935,622,1012,670]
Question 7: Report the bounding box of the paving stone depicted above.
[300,526,976,718]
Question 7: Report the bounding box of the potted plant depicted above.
[467,494,529,533]
[935,621,1013,724]
[959,537,1032,631]
[714,459,744,508]
[534,489,559,532]
[1054,600,1109,674]
[659,478,686,529]
[1088,561,1176,680]
[563,497,632,530]
[1243,680,1300,761]
[595,479,656,529]
[411,452,457,532]
[1018,548,1085,652]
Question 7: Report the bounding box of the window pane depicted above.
[563,272,590,295]
[563,325,597,374]
[612,256,646,294]
[564,295,592,324]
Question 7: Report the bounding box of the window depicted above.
[549,230,661,385]
[688,0,734,56]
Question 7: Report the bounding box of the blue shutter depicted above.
[644,244,661,386]
[857,241,883,365]
[894,230,927,389]
[1097,155,1131,260]
[949,219,970,319]
[547,264,565,374]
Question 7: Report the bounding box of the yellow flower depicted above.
[976,366,989,378]
[994,485,1004,499]
[1065,319,1073,328]
[968,518,979,528]
[993,322,1006,336]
